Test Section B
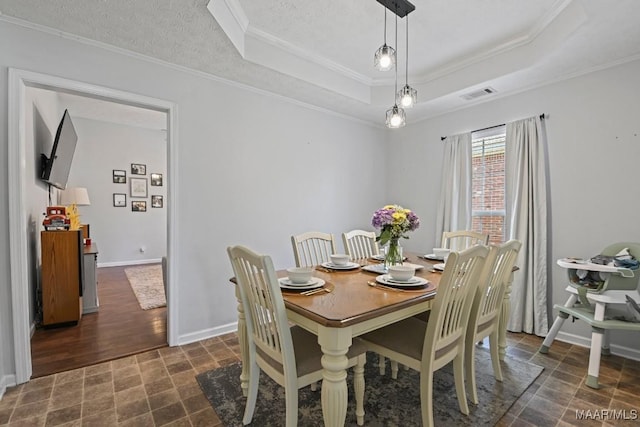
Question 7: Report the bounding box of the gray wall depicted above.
[67,117,167,265]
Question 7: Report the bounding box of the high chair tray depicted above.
[557,259,634,277]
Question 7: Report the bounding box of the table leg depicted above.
[318,325,352,427]
[235,286,249,397]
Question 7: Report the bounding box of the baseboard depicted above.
[0,374,17,401]
[98,258,162,268]
[30,321,36,337]
[556,331,640,361]
[176,322,238,346]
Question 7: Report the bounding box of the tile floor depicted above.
[1,332,640,426]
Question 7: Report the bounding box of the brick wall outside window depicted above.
[472,130,506,244]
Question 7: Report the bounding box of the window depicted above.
[471,126,506,244]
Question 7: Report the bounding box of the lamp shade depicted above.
[59,187,91,206]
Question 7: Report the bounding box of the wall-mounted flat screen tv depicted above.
[40,109,77,190]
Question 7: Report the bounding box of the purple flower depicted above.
[371,205,421,243]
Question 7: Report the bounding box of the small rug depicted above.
[196,348,543,426]
[124,264,166,310]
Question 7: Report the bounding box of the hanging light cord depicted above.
[405,15,409,84]
[394,11,398,97]
[383,8,387,45]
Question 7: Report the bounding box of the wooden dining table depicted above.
[230,252,514,427]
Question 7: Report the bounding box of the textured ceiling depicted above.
[2,0,640,126]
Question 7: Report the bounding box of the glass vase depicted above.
[384,238,403,270]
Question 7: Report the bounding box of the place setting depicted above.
[368,265,435,294]
[417,247,450,272]
[420,247,450,262]
[278,267,331,295]
[316,253,361,272]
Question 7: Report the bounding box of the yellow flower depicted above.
[392,211,407,223]
[383,205,396,210]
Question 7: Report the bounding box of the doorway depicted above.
[9,69,178,384]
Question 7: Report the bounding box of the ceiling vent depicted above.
[461,87,497,101]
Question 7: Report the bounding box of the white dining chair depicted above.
[227,245,367,426]
[442,230,490,251]
[359,245,488,426]
[291,231,337,267]
[342,229,379,260]
[465,239,521,404]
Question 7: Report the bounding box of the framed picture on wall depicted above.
[130,177,148,198]
[132,201,147,212]
[113,193,126,207]
[131,163,146,175]
[113,169,126,184]
[150,173,163,186]
[151,195,163,208]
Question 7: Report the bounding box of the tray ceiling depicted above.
[2,0,640,125]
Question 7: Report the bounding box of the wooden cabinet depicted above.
[41,230,83,326]
[82,243,99,313]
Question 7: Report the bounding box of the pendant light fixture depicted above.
[397,13,417,108]
[374,8,395,71]
[385,11,405,128]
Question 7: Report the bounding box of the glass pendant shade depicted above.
[397,84,417,108]
[385,104,406,128]
[374,44,396,71]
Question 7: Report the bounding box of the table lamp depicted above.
[59,187,91,230]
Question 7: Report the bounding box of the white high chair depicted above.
[539,242,640,389]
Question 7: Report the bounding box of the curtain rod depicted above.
[440,114,546,141]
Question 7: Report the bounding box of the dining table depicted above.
[230,251,515,427]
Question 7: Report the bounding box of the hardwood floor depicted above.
[30,265,167,378]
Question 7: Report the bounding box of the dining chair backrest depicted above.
[227,245,296,380]
[471,240,521,335]
[291,231,337,267]
[442,230,490,251]
[342,229,379,260]
[422,244,489,372]
[464,239,521,404]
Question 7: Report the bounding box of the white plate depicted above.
[321,261,360,270]
[423,253,444,261]
[362,264,388,274]
[362,262,424,274]
[433,263,445,271]
[376,274,429,288]
[278,278,325,291]
[279,277,317,287]
[386,276,423,285]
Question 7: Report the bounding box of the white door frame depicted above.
[8,68,179,383]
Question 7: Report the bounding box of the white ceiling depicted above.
[2,0,640,126]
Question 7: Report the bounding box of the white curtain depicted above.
[505,116,549,336]
[435,133,472,246]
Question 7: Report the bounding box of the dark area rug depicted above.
[196,347,543,426]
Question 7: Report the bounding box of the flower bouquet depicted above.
[371,205,420,267]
